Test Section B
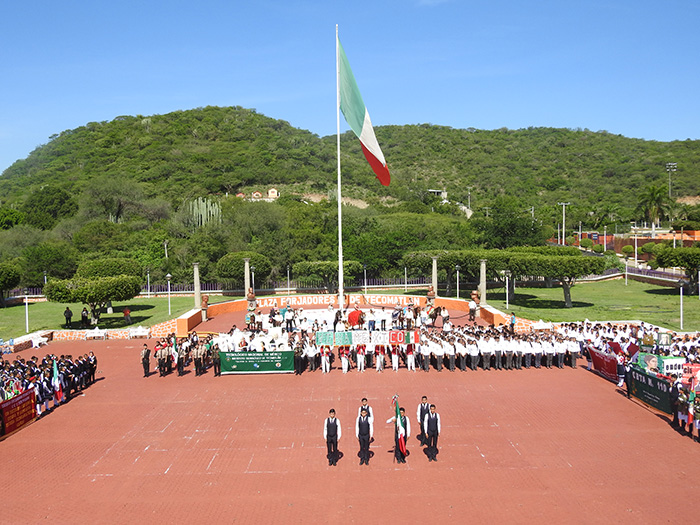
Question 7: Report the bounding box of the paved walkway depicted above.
[2,338,698,524]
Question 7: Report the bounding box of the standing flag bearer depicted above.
[336,26,391,310]
[387,394,410,463]
[52,359,63,405]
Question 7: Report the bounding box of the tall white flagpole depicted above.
[336,25,344,310]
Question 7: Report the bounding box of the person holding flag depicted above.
[52,358,63,407]
[386,395,410,463]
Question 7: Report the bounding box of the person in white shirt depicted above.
[375,345,385,372]
[421,338,432,372]
[423,404,441,462]
[386,407,411,463]
[324,409,341,466]
[357,398,374,423]
[479,335,493,370]
[443,338,456,371]
[468,299,477,322]
[406,343,416,372]
[391,345,400,371]
[356,344,366,372]
[356,407,373,465]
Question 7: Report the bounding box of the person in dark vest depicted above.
[416,396,430,446]
[357,398,374,423]
[423,404,441,462]
[324,408,342,466]
[355,407,373,465]
[386,407,411,463]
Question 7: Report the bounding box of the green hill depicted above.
[0,106,698,287]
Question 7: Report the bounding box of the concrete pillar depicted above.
[193,263,201,310]
[431,256,439,297]
[479,259,487,305]
[244,258,251,294]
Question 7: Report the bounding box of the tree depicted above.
[292,260,363,293]
[76,258,142,279]
[0,262,21,307]
[22,241,79,287]
[216,252,272,285]
[579,238,593,251]
[535,255,606,308]
[656,248,700,294]
[0,208,24,230]
[44,275,143,322]
[636,184,669,238]
[472,196,548,249]
[20,186,78,230]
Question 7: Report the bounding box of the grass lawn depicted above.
[0,294,232,341]
[486,278,700,332]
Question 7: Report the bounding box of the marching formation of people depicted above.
[140,331,222,378]
[323,396,441,466]
[1,352,97,418]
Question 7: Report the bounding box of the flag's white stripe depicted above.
[360,109,386,166]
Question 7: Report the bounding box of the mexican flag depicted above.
[338,36,391,186]
[52,359,63,403]
[394,397,406,455]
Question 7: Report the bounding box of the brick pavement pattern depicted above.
[2,333,700,523]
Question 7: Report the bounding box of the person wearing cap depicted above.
[324,408,342,466]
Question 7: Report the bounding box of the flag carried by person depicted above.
[337,34,391,186]
[52,359,63,404]
[391,394,407,455]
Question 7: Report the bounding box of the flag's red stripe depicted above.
[360,142,391,186]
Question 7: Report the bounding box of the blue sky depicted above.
[1,0,698,175]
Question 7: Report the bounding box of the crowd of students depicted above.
[140,332,222,378]
[1,352,97,417]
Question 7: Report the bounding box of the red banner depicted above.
[589,347,619,382]
[1,389,36,437]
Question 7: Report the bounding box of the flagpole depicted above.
[336,24,344,311]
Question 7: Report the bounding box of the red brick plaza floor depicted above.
[3,317,700,523]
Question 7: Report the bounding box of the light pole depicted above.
[287,265,290,297]
[404,266,408,293]
[667,162,677,198]
[603,226,607,251]
[505,271,511,310]
[455,265,461,299]
[43,271,47,285]
[680,282,684,331]
[147,269,151,298]
[634,233,638,269]
[166,273,172,316]
[251,266,256,294]
[558,202,571,245]
[363,265,368,294]
[467,186,473,209]
[24,288,29,333]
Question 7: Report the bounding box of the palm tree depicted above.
[636,184,669,238]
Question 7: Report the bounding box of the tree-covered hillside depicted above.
[0,106,698,289]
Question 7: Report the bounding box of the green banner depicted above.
[627,366,672,414]
[220,351,294,374]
